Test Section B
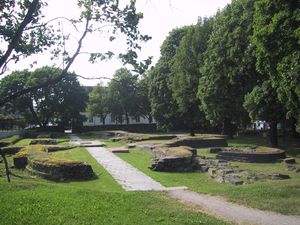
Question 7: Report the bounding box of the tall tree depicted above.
[244,81,286,147]
[148,27,188,130]
[136,76,153,123]
[87,84,109,125]
[107,68,138,124]
[252,0,300,132]
[198,0,258,136]
[0,67,88,128]
[0,70,38,125]
[171,19,212,135]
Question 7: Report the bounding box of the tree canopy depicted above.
[252,0,300,131]
[0,66,88,129]
[0,0,151,106]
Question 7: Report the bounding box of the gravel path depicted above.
[168,189,300,225]
[70,135,300,225]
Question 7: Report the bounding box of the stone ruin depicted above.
[150,146,198,172]
[147,135,228,173]
[10,142,95,181]
[146,138,296,185]
[216,146,286,162]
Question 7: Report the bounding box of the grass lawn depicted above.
[0,138,229,225]
[116,135,300,215]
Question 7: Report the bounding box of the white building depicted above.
[81,112,155,126]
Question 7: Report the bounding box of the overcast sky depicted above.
[5,0,231,86]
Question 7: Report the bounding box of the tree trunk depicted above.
[269,121,278,147]
[125,113,129,125]
[222,118,234,138]
[0,152,10,182]
[29,104,41,127]
[291,118,299,138]
[148,115,153,124]
[190,126,195,136]
[101,115,106,125]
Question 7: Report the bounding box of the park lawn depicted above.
[117,146,300,215]
[0,145,229,225]
[12,137,71,146]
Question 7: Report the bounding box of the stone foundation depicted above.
[28,158,95,181]
[216,147,286,162]
[30,139,57,145]
[164,137,227,148]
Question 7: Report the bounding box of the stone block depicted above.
[111,148,129,153]
[127,144,136,149]
[224,174,243,185]
[30,139,57,145]
[208,147,223,153]
[283,157,296,164]
[287,165,300,173]
[269,173,290,180]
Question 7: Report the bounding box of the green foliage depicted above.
[0,0,59,73]
[107,68,139,124]
[171,19,213,134]
[87,84,109,125]
[0,66,88,128]
[135,75,152,122]
[252,0,300,131]
[198,0,258,134]
[148,27,188,130]
[0,0,151,107]
[243,81,285,123]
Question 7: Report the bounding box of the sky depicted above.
[4,0,231,86]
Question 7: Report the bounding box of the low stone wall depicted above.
[165,137,228,148]
[12,145,95,180]
[30,139,57,145]
[150,146,198,172]
[150,156,197,172]
[217,149,286,163]
[28,158,95,181]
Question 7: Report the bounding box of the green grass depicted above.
[78,135,127,148]
[12,137,70,147]
[0,135,22,144]
[116,147,300,215]
[0,143,228,225]
[0,182,228,225]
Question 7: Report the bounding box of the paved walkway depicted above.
[70,135,300,225]
[69,135,185,191]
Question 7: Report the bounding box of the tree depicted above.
[198,0,258,136]
[171,19,212,135]
[107,68,138,124]
[0,0,151,106]
[148,27,188,130]
[0,0,58,74]
[0,66,88,128]
[87,84,109,125]
[136,76,153,123]
[252,0,300,132]
[244,81,286,147]
[0,70,38,125]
